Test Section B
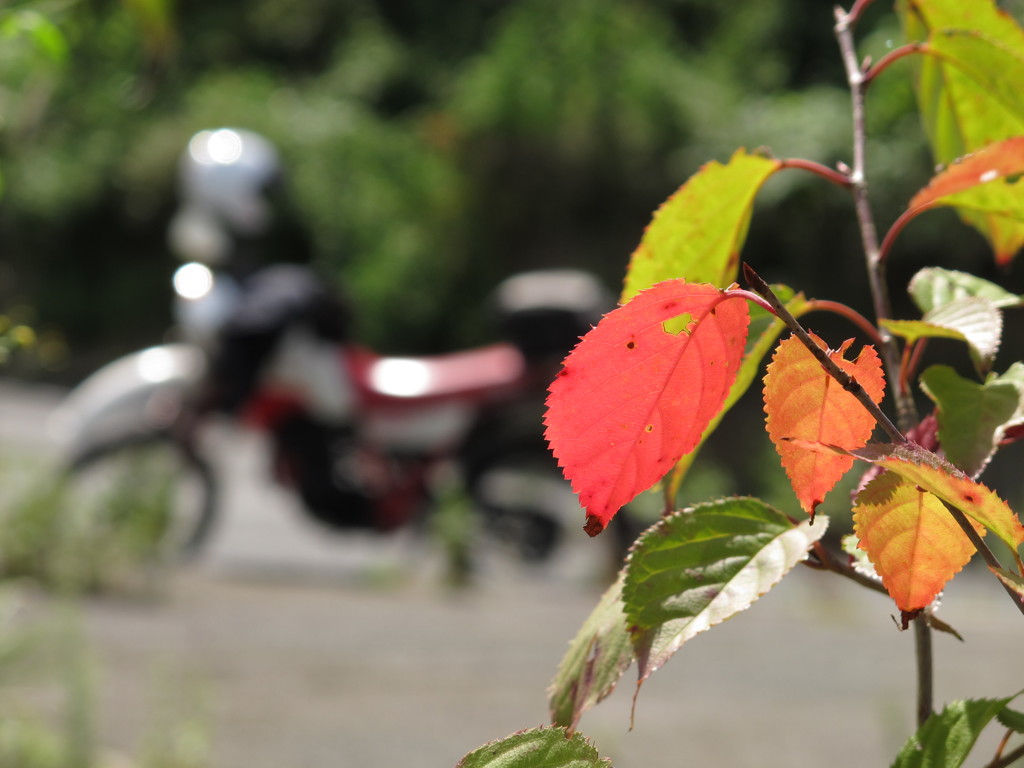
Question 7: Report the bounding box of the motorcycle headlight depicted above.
[173,262,214,301]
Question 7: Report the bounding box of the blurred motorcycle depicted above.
[48,128,635,575]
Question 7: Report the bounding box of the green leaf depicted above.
[620,149,781,302]
[881,296,1003,374]
[623,499,827,685]
[909,267,1023,313]
[997,706,1024,733]
[924,30,1024,130]
[920,364,1024,476]
[548,572,635,730]
[456,727,611,768]
[0,10,67,64]
[899,0,1024,264]
[891,695,1019,768]
[665,287,810,501]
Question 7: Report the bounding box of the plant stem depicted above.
[742,264,906,444]
[833,5,918,433]
[804,299,885,347]
[779,157,854,188]
[844,0,877,26]
[835,1,933,727]
[985,741,1024,768]
[810,540,888,595]
[862,43,924,86]
[941,499,1024,618]
[877,205,931,266]
[991,729,1014,767]
[913,618,933,725]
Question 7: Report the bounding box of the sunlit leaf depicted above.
[621,149,781,302]
[764,334,885,518]
[841,532,882,582]
[919,363,1024,476]
[624,499,826,686]
[881,296,1003,374]
[548,573,634,730]
[900,0,1024,264]
[853,472,977,613]
[909,267,1023,313]
[892,694,1020,768]
[664,286,811,502]
[906,136,1024,221]
[924,29,1024,119]
[989,566,1024,602]
[456,727,611,768]
[545,281,750,535]
[848,443,1024,550]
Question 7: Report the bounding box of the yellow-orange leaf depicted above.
[850,443,1024,551]
[854,472,978,613]
[764,334,886,517]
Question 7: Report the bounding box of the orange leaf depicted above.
[854,472,978,613]
[544,280,749,535]
[907,136,1024,216]
[764,334,886,518]
[909,137,1024,205]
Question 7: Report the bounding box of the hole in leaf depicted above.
[645,424,654,433]
[662,313,694,336]
[626,340,636,350]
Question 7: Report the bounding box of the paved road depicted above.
[1,379,1021,767]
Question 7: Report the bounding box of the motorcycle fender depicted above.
[49,343,206,461]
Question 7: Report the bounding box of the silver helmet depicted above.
[168,128,281,264]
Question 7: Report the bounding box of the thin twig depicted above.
[878,205,931,266]
[985,741,1024,768]
[835,3,933,727]
[779,157,854,188]
[862,43,924,86]
[742,263,906,445]
[913,617,934,726]
[834,5,918,434]
[843,0,877,26]
[991,729,1014,767]
[810,540,888,595]
[902,339,929,398]
[804,299,886,348]
[941,499,1024,619]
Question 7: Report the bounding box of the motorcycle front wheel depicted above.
[64,432,218,564]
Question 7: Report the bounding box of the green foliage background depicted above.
[0,0,1019,379]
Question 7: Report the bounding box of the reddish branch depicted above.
[779,157,853,188]
[863,43,924,86]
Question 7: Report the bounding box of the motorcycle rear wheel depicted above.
[64,432,218,563]
[465,443,641,584]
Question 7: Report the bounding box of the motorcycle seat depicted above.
[350,344,526,404]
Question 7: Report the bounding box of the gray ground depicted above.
[1,379,1021,767]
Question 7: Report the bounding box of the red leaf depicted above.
[544,280,750,535]
[764,334,886,518]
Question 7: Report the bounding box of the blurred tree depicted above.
[1,0,1016,377]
